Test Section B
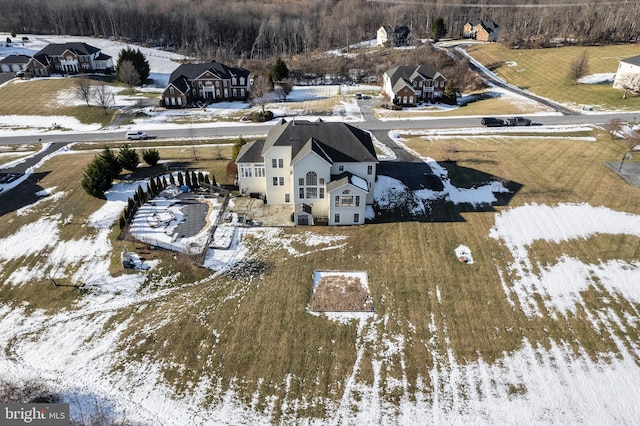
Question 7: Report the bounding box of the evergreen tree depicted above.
[198,171,205,184]
[115,47,150,83]
[191,170,198,187]
[185,170,192,187]
[142,148,160,166]
[204,174,211,185]
[99,146,122,179]
[162,176,168,188]
[431,17,446,42]
[81,157,113,198]
[271,57,289,82]
[211,173,217,186]
[443,79,460,105]
[169,173,176,185]
[177,171,184,186]
[118,144,140,172]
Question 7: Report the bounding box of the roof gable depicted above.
[262,120,378,164]
[236,140,266,164]
[36,42,100,57]
[621,55,640,67]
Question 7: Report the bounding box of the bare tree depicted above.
[274,81,292,101]
[74,76,93,106]
[618,74,640,99]
[618,132,640,172]
[118,60,140,92]
[92,83,115,115]
[568,50,590,84]
[603,118,625,140]
[250,75,273,113]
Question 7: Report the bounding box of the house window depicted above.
[299,178,304,186]
[306,187,317,199]
[319,178,325,185]
[215,81,220,87]
[334,214,340,223]
[240,77,245,85]
[367,165,373,175]
[341,195,354,207]
[356,195,360,207]
[334,195,339,207]
[319,188,324,199]
[254,166,265,177]
[272,159,278,168]
[306,171,317,186]
[241,89,245,97]
[285,194,290,203]
[354,213,360,223]
[273,177,278,186]
[338,165,344,172]
[279,177,284,186]
[206,81,212,87]
[409,96,414,104]
[232,77,237,85]
[233,89,237,97]
[299,188,304,198]
[278,159,284,168]
[169,87,174,94]
[241,166,252,178]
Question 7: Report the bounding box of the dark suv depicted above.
[481,117,505,127]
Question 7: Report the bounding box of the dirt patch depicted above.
[311,271,372,312]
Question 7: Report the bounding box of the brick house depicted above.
[26,42,113,76]
[382,64,447,106]
[162,61,251,108]
[463,20,500,42]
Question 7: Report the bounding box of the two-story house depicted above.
[613,55,640,95]
[463,20,500,42]
[382,64,447,106]
[236,119,378,226]
[162,61,250,108]
[26,42,113,76]
[377,26,413,47]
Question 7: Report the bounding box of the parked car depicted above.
[125,130,148,140]
[506,116,532,126]
[481,117,505,127]
[355,93,363,99]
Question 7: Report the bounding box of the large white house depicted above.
[613,55,640,95]
[236,119,378,226]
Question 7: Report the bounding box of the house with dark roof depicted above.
[613,55,640,94]
[25,42,113,76]
[0,54,31,73]
[236,119,378,226]
[162,61,251,108]
[463,20,500,42]
[377,25,414,47]
[382,64,447,106]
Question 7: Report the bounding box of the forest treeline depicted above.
[1,0,639,61]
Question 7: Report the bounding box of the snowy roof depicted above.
[326,171,369,193]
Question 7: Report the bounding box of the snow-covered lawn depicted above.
[2,131,640,424]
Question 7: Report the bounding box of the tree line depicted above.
[1,0,639,62]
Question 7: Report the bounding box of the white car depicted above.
[125,130,148,140]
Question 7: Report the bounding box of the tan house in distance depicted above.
[463,20,500,42]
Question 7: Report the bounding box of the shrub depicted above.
[142,148,160,166]
[82,157,113,198]
[249,110,274,122]
[118,144,140,172]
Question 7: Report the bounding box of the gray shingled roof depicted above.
[386,65,442,89]
[621,55,640,67]
[236,140,266,163]
[326,171,369,193]
[35,42,101,57]
[262,120,378,164]
[0,54,31,64]
[168,61,250,86]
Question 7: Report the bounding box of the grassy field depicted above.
[3,124,639,421]
[464,42,640,111]
[0,78,116,126]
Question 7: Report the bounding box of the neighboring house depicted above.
[236,119,378,226]
[162,61,251,108]
[377,25,413,47]
[0,54,31,73]
[26,42,113,76]
[613,55,640,93]
[463,20,500,42]
[382,64,447,106]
